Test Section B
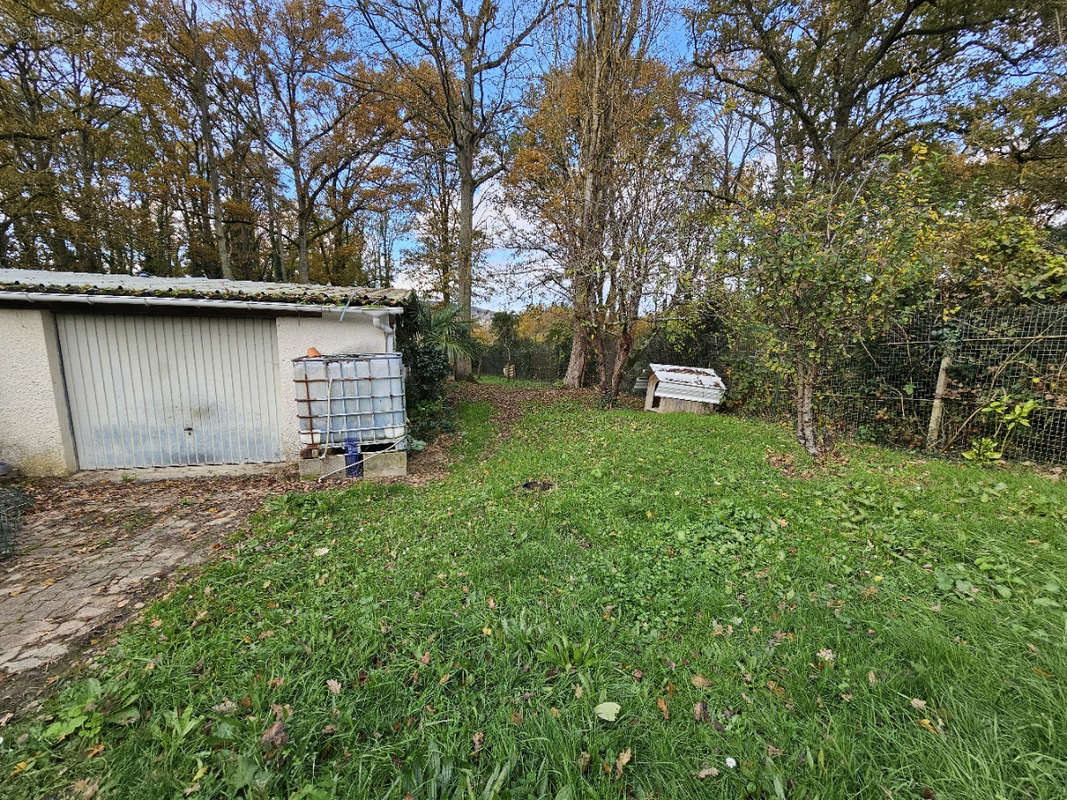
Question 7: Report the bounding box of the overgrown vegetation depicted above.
[3,392,1065,799]
[395,298,477,441]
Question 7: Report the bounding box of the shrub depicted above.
[396,297,462,442]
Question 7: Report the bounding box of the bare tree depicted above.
[146,1,236,277]
[352,0,554,376]
[557,0,663,387]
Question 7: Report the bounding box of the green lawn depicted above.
[4,394,1067,799]
[474,375,560,389]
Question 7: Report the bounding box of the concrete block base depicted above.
[298,451,407,480]
[363,451,407,478]
[298,458,323,480]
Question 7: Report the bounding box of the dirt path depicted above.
[450,382,598,437]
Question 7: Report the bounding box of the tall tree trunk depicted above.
[564,319,589,387]
[591,322,609,397]
[608,330,633,403]
[433,152,453,301]
[296,199,310,283]
[794,358,819,456]
[455,141,474,378]
[263,161,284,281]
[193,45,231,279]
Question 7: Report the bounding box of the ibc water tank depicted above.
[293,353,406,448]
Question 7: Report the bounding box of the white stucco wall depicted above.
[0,308,76,476]
[275,313,394,460]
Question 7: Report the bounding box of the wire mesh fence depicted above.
[819,305,1067,464]
[477,344,569,382]
[632,304,1067,465]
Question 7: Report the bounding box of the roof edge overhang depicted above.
[0,290,404,320]
[654,382,725,403]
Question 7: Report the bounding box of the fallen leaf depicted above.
[1032,667,1054,679]
[690,674,711,690]
[766,743,784,757]
[696,766,720,779]
[632,669,643,682]
[614,747,632,779]
[594,701,621,722]
[149,618,163,628]
[577,751,591,773]
[867,670,877,685]
[270,703,290,721]
[471,732,484,758]
[487,597,496,610]
[259,720,288,748]
[693,701,710,723]
[313,547,329,557]
[269,677,284,689]
[84,743,105,759]
[212,698,237,714]
[917,718,941,735]
[574,684,583,698]
[327,679,341,695]
[910,698,927,710]
[657,697,669,720]
[510,711,524,726]
[420,652,431,665]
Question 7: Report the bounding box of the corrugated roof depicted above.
[0,269,411,307]
[649,363,726,404]
[649,364,726,390]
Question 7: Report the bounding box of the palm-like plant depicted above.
[414,302,479,367]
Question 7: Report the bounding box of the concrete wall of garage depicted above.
[274,314,391,461]
[0,308,77,476]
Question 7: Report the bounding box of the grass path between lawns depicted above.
[3,396,1066,800]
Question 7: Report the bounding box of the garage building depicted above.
[0,270,408,476]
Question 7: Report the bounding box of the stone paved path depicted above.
[0,471,305,711]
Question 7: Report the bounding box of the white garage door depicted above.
[57,313,283,469]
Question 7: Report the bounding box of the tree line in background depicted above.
[1,0,548,362]
[2,0,1066,448]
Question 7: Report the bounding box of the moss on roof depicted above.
[0,269,412,307]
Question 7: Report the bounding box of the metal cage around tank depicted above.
[292,353,406,450]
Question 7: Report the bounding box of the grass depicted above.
[474,375,559,389]
[3,393,1067,799]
